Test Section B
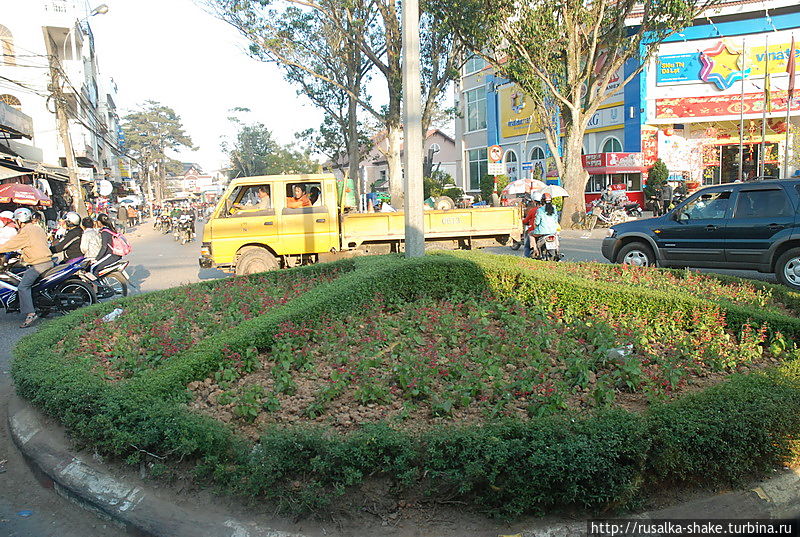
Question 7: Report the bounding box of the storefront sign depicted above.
[656,92,800,119]
[657,40,800,86]
[499,76,622,138]
[581,152,644,174]
[499,84,538,139]
[641,127,659,168]
[586,106,623,133]
[656,53,703,84]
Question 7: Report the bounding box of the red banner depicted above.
[656,91,800,119]
[582,152,645,174]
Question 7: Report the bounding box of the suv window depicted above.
[679,191,731,220]
[734,189,792,218]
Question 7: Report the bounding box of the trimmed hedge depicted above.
[12,253,800,517]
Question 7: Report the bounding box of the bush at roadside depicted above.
[12,253,800,517]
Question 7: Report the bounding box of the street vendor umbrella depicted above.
[501,178,547,196]
[0,183,52,207]
[535,184,570,198]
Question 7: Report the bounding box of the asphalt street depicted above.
[0,217,782,534]
[0,218,224,537]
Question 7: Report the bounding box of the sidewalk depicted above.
[8,393,800,537]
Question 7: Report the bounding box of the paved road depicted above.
[486,227,779,284]
[0,218,224,537]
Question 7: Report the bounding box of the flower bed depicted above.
[189,293,785,438]
[59,264,347,380]
[516,258,792,315]
[12,253,800,518]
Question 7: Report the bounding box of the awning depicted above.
[0,164,28,181]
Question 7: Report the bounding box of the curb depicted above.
[8,393,800,537]
[7,394,308,537]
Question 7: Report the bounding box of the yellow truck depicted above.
[199,174,521,275]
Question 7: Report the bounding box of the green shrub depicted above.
[12,252,800,518]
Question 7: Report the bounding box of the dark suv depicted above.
[601,179,800,289]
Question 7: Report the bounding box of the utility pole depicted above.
[402,0,424,258]
[45,39,87,216]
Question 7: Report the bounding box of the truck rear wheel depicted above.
[235,247,279,276]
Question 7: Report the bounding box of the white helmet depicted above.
[0,210,13,219]
[64,211,81,226]
[13,207,32,223]
[531,191,543,202]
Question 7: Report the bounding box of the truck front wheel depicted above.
[235,247,279,276]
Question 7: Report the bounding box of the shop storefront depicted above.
[582,152,646,205]
[649,26,799,182]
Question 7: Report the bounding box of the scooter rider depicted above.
[0,208,54,328]
[50,211,83,261]
[532,193,560,258]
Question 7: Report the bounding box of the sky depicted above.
[90,0,326,174]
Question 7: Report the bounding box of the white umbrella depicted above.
[502,178,547,196]
[535,184,570,198]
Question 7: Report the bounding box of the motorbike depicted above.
[588,200,627,229]
[0,256,96,316]
[534,233,562,261]
[83,258,131,300]
[178,218,195,245]
[621,201,643,218]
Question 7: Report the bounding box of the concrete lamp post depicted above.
[402,0,425,258]
[53,4,109,216]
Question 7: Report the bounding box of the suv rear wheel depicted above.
[776,248,800,290]
[616,242,655,267]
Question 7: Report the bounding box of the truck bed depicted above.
[340,207,521,249]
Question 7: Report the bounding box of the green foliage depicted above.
[480,174,509,202]
[645,159,670,198]
[222,119,317,179]
[12,253,800,518]
[426,0,713,205]
[423,169,458,199]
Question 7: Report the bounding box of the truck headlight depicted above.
[606,228,616,238]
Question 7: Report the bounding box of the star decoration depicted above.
[700,41,751,90]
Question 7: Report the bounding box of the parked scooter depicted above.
[621,201,643,218]
[0,256,95,316]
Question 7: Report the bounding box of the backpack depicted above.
[109,230,132,256]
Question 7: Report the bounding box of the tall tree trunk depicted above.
[347,93,360,202]
[386,124,403,206]
[559,128,589,225]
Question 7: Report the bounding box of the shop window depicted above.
[0,25,15,67]
[602,137,622,153]
[586,175,607,193]
[734,189,791,218]
[505,150,518,181]
[467,148,487,191]
[464,87,487,132]
[530,146,545,161]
